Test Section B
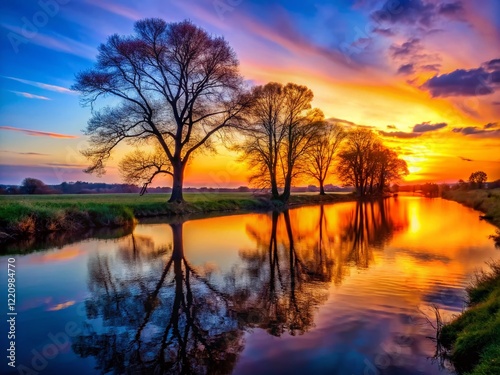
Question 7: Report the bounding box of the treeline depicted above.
[395,172,500,197]
[0,178,167,195]
[0,178,354,195]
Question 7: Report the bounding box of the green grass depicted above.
[0,192,354,241]
[442,189,500,227]
[439,261,500,375]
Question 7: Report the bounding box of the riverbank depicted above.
[442,189,500,227]
[439,189,500,374]
[0,192,355,243]
[439,261,500,375]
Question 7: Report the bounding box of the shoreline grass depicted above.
[0,192,355,243]
[439,261,500,375]
[440,189,500,374]
[442,189,500,227]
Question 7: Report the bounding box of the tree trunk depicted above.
[270,173,280,200]
[280,173,292,202]
[319,179,325,195]
[170,222,184,333]
[169,161,185,203]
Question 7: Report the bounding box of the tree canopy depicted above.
[337,129,408,197]
[74,18,250,202]
[236,82,324,201]
[469,171,487,189]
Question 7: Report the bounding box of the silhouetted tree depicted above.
[74,18,250,202]
[422,183,439,197]
[73,223,244,374]
[469,171,487,189]
[20,177,47,194]
[236,83,286,197]
[305,122,346,195]
[337,129,408,197]
[237,82,324,201]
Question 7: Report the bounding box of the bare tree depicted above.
[237,82,324,201]
[279,84,324,201]
[337,129,408,197]
[74,18,250,202]
[374,147,409,194]
[337,128,379,197]
[235,83,286,197]
[305,122,346,195]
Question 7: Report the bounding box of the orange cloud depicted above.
[47,300,76,311]
[0,126,78,139]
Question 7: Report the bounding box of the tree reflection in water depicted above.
[73,224,243,375]
[73,201,402,374]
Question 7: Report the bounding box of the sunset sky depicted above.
[1,0,499,187]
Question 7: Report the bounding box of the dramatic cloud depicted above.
[413,122,448,133]
[438,1,464,16]
[0,126,78,138]
[390,38,421,58]
[484,58,500,70]
[389,38,441,75]
[371,0,464,27]
[398,63,415,75]
[10,91,51,100]
[422,58,500,97]
[452,127,500,137]
[379,130,422,139]
[421,64,441,72]
[2,76,75,94]
[387,124,397,129]
[484,122,498,129]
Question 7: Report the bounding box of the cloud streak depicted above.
[0,150,49,156]
[413,122,448,133]
[379,130,422,139]
[0,126,78,139]
[10,91,51,100]
[452,127,500,137]
[3,76,76,94]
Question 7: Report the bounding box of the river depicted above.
[1,196,499,375]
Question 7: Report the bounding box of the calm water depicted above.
[1,196,499,375]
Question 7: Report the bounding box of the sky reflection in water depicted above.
[1,196,499,375]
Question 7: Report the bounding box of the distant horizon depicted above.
[0,177,494,190]
[1,0,499,188]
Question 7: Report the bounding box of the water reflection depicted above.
[7,197,498,375]
[72,201,406,374]
[73,223,243,374]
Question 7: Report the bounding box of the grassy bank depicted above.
[439,261,500,375]
[0,192,354,242]
[442,189,500,227]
